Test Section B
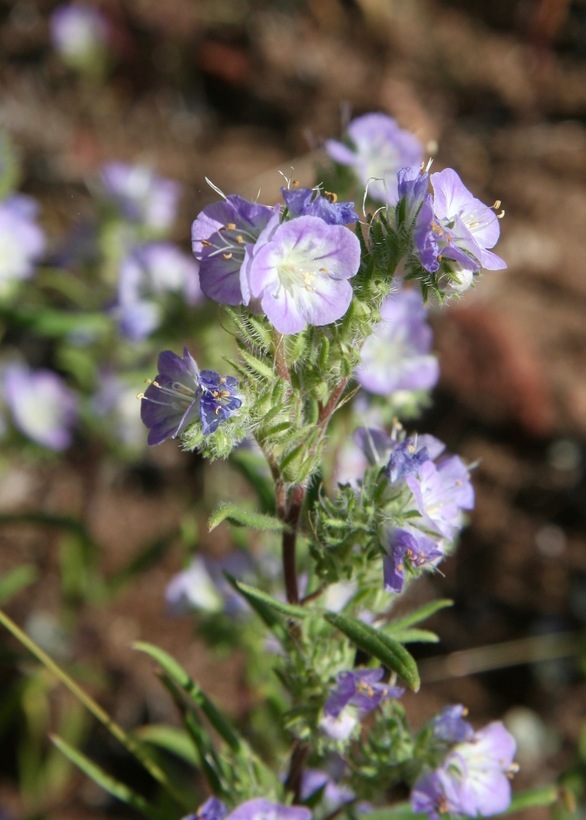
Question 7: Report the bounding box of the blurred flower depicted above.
[0,195,45,294]
[325,113,423,203]
[319,711,358,742]
[191,194,277,306]
[90,370,147,451]
[101,162,181,233]
[356,288,439,396]
[243,215,360,334]
[431,705,474,744]
[50,3,108,70]
[166,553,252,617]
[182,797,227,820]
[229,799,311,819]
[301,769,356,815]
[116,242,201,340]
[3,363,77,450]
[325,668,403,718]
[411,720,518,818]
[281,187,359,225]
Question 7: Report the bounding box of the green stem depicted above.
[0,608,190,812]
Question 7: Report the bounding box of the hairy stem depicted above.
[277,482,305,605]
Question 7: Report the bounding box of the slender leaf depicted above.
[383,628,439,644]
[0,565,37,604]
[325,612,420,691]
[208,503,284,533]
[134,642,241,752]
[232,581,310,621]
[385,599,453,631]
[51,735,170,820]
[136,725,198,766]
[224,574,287,641]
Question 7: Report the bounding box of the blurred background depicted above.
[1,0,586,817]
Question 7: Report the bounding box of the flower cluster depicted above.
[411,708,518,819]
[355,428,474,593]
[191,186,361,334]
[139,348,242,446]
[321,667,403,740]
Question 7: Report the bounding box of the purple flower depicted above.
[166,553,252,617]
[411,721,518,819]
[243,215,360,334]
[3,363,77,451]
[199,370,242,434]
[405,451,474,540]
[398,166,506,293]
[227,798,311,819]
[140,348,201,446]
[431,705,475,744]
[140,349,241,445]
[383,526,443,593]
[384,437,431,484]
[191,195,277,305]
[325,113,423,203]
[325,668,403,718]
[117,242,201,340]
[281,187,359,225]
[356,289,439,396]
[101,163,181,232]
[301,769,356,814]
[50,4,108,68]
[0,195,45,290]
[182,797,227,820]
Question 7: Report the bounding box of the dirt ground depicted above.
[1,0,586,817]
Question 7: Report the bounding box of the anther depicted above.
[136,392,144,400]
[324,190,338,203]
[222,252,233,260]
[225,222,236,230]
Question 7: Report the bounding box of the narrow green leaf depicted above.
[51,735,170,820]
[208,503,284,533]
[224,574,287,641]
[503,784,561,814]
[325,612,420,691]
[385,599,453,631]
[134,642,241,752]
[0,565,37,604]
[136,725,198,766]
[233,581,310,621]
[382,628,439,644]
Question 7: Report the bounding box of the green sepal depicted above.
[324,612,420,691]
[51,735,174,820]
[208,503,285,532]
[235,346,275,380]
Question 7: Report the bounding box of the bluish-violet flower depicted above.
[281,187,359,225]
[383,525,444,593]
[398,165,506,293]
[431,705,474,744]
[385,436,431,484]
[319,710,358,742]
[355,288,439,396]
[325,113,423,203]
[227,798,311,819]
[411,721,518,819]
[301,769,356,815]
[325,668,403,718]
[140,349,242,445]
[90,370,147,451]
[182,796,227,820]
[3,363,77,451]
[0,195,45,292]
[50,4,108,69]
[199,370,242,434]
[140,347,201,446]
[166,553,252,617]
[243,215,360,334]
[116,242,201,340]
[101,162,181,232]
[405,450,474,540]
[191,195,277,305]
